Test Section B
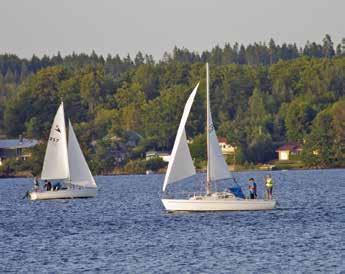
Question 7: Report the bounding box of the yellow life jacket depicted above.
[266,177,273,188]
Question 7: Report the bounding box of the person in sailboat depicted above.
[44,180,52,191]
[53,181,62,191]
[265,174,273,200]
[33,176,40,192]
[248,178,257,199]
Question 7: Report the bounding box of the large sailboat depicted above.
[29,102,97,200]
[161,63,276,211]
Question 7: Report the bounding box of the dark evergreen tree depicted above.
[322,34,335,58]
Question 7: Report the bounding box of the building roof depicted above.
[218,137,228,143]
[276,143,302,152]
[0,138,38,149]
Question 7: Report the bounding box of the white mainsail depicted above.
[206,63,230,182]
[68,120,97,188]
[162,83,199,191]
[41,102,70,180]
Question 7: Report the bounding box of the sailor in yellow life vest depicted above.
[265,174,273,200]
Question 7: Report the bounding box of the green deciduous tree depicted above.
[285,99,316,142]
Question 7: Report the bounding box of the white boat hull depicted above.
[162,197,276,211]
[29,188,97,201]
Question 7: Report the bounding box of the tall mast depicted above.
[206,63,211,194]
[62,102,71,182]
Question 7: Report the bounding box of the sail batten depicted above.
[68,121,97,188]
[162,83,199,191]
[41,102,70,180]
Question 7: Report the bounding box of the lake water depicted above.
[0,169,345,273]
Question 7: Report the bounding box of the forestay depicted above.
[162,83,199,191]
[41,102,70,180]
[68,121,97,188]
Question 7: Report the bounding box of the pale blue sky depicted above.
[1,0,344,59]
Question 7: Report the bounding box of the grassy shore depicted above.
[0,160,331,178]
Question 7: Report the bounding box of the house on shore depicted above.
[276,143,302,161]
[145,151,171,162]
[0,136,38,166]
[218,137,236,156]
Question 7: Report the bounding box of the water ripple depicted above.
[0,170,345,273]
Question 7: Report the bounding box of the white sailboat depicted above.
[161,63,276,211]
[29,102,97,200]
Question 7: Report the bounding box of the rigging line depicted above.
[231,175,241,187]
[211,175,243,193]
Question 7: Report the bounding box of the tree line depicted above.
[1,34,344,83]
[1,34,345,175]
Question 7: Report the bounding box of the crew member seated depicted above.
[44,180,52,191]
[53,181,62,191]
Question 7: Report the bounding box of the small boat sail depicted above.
[29,102,97,200]
[161,63,276,211]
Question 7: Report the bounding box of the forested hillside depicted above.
[1,34,345,175]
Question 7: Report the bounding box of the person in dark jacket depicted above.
[248,178,257,199]
[44,180,52,191]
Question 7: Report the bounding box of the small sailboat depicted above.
[29,102,97,200]
[161,63,276,211]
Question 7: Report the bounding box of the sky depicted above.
[0,0,344,60]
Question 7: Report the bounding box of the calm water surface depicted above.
[1,169,345,273]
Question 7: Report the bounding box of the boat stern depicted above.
[28,191,38,201]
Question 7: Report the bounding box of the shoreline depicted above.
[1,166,345,179]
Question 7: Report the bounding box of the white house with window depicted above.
[145,151,171,162]
[0,137,38,166]
[276,143,302,161]
[218,137,236,156]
